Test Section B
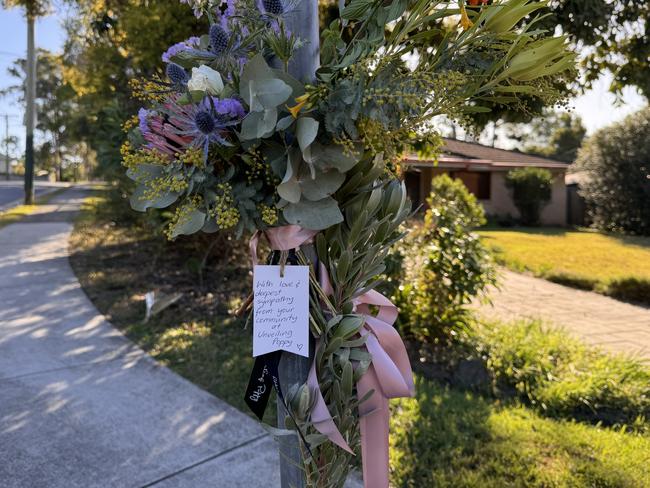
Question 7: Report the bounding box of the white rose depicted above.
[187,65,224,95]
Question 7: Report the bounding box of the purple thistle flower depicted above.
[209,24,229,55]
[261,0,283,15]
[162,37,201,63]
[165,63,188,86]
[195,110,217,134]
[162,96,245,160]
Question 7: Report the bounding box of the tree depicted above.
[542,0,650,100]
[2,49,82,180]
[1,0,49,202]
[575,107,650,236]
[63,0,205,180]
[2,133,18,179]
[505,167,553,225]
[503,110,586,162]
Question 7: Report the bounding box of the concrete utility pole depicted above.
[278,2,320,487]
[24,12,36,204]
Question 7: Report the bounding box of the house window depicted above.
[449,171,491,200]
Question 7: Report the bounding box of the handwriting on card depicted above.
[253,265,309,358]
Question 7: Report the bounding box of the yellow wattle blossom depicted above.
[259,204,278,226]
[209,183,240,229]
[178,147,204,168]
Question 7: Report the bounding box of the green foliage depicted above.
[72,193,650,488]
[472,320,650,431]
[505,167,553,225]
[543,0,650,99]
[398,175,496,344]
[576,107,650,236]
[1,0,49,18]
[503,110,586,162]
[64,0,206,179]
[1,49,90,179]
[391,378,650,488]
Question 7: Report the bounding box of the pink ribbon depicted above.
[249,225,317,266]
[249,225,414,488]
[310,266,415,488]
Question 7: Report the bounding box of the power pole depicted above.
[277,2,320,487]
[24,12,36,204]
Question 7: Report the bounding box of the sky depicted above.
[0,6,647,153]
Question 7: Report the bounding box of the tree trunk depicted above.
[24,15,36,205]
[277,3,320,487]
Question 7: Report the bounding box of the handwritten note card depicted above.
[253,265,310,358]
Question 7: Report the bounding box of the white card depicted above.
[253,265,310,358]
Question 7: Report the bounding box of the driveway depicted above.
[475,269,650,361]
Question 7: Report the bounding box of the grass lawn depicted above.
[391,379,650,488]
[479,227,650,303]
[70,190,650,487]
[0,187,67,229]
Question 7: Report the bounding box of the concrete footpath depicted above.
[0,187,357,487]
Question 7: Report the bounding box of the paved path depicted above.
[0,188,362,487]
[475,269,650,361]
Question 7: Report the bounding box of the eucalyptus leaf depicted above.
[310,142,362,172]
[170,209,206,238]
[283,197,344,230]
[277,148,302,203]
[201,218,219,233]
[127,163,164,182]
[276,115,294,131]
[249,78,292,111]
[240,109,278,140]
[296,117,319,153]
[299,166,345,201]
[129,185,179,212]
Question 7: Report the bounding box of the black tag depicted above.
[245,350,281,420]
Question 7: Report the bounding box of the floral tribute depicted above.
[121,0,573,486]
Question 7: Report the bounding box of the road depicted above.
[0,182,63,210]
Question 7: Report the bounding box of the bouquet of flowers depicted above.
[122,0,574,486]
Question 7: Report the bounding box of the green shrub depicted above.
[505,167,553,225]
[397,175,496,344]
[472,320,650,431]
[606,277,650,304]
[576,107,650,235]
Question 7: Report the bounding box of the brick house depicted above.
[402,138,570,226]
